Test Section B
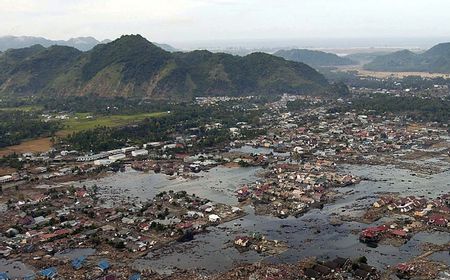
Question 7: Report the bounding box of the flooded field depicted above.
[78,165,262,206]
[73,162,450,274]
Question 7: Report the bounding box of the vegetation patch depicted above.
[59,111,167,135]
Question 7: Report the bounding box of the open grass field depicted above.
[0,137,53,157]
[335,65,450,79]
[57,111,168,136]
[0,111,167,156]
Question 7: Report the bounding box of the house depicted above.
[109,154,126,161]
[40,267,57,279]
[234,236,250,247]
[359,225,389,243]
[0,175,13,184]
[129,273,141,280]
[427,214,448,227]
[94,159,114,166]
[208,214,220,223]
[144,142,163,149]
[72,256,86,270]
[77,153,108,162]
[131,149,149,157]
[0,272,9,280]
[121,146,137,153]
[396,263,414,276]
[98,260,110,271]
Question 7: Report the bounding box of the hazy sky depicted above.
[1,0,450,47]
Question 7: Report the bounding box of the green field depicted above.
[0,105,44,112]
[58,112,167,135]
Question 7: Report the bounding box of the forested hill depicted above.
[0,35,328,98]
[274,49,357,67]
[364,42,450,73]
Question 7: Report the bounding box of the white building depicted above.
[131,149,149,157]
[94,159,114,166]
[0,175,13,184]
[121,146,137,153]
[109,154,126,161]
[144,142,163,149]
[77,153,108,162]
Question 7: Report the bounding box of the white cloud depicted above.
[0,0,449,44]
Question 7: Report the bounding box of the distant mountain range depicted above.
[0,35,178,52]
[364,43,450,73]
[0,35,328,98]
[274,49,357,67]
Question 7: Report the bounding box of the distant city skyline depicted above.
[1,0,450,49]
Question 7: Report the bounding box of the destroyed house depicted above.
[323,257,351,271]
[98,260,110,271]
[72,256,86,270]
[313,264,331,275]
[304,268,320,279]
[427,214,448,227]
[40,267,57,279]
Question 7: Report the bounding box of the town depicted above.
[1,87,449,279]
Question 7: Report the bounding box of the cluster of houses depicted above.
[359,224,411,245]
[371,194,450,229]
[236,160,359,218]
[233,232,286,255]
[359,193,450,246]
[244,107,449,174]
[0,182,243,279]
[195,95,256,106]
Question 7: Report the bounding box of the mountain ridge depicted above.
[364,42,450,73]
[274,49,357,67]
[0,35,328,98]
[0,35,178,52]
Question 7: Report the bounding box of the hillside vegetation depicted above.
[364,43,450,73]
[274,49,357,67]
[0,35,328,98]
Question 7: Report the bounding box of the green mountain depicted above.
[274,49,357,67]
[364,43,450,73]
[0,35,328,98]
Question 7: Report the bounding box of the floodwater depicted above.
[79,161,450,274]
[55,248,96,260]
[5,157,448,277]
[0,259,35,279]
[78,165,262,206]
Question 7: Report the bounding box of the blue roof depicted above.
[129,273,141,280]
[98,260,110,271]
[23,274,36,280]
[71,256,87,270]
[40,267,57,279]
[0,272,9,280]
